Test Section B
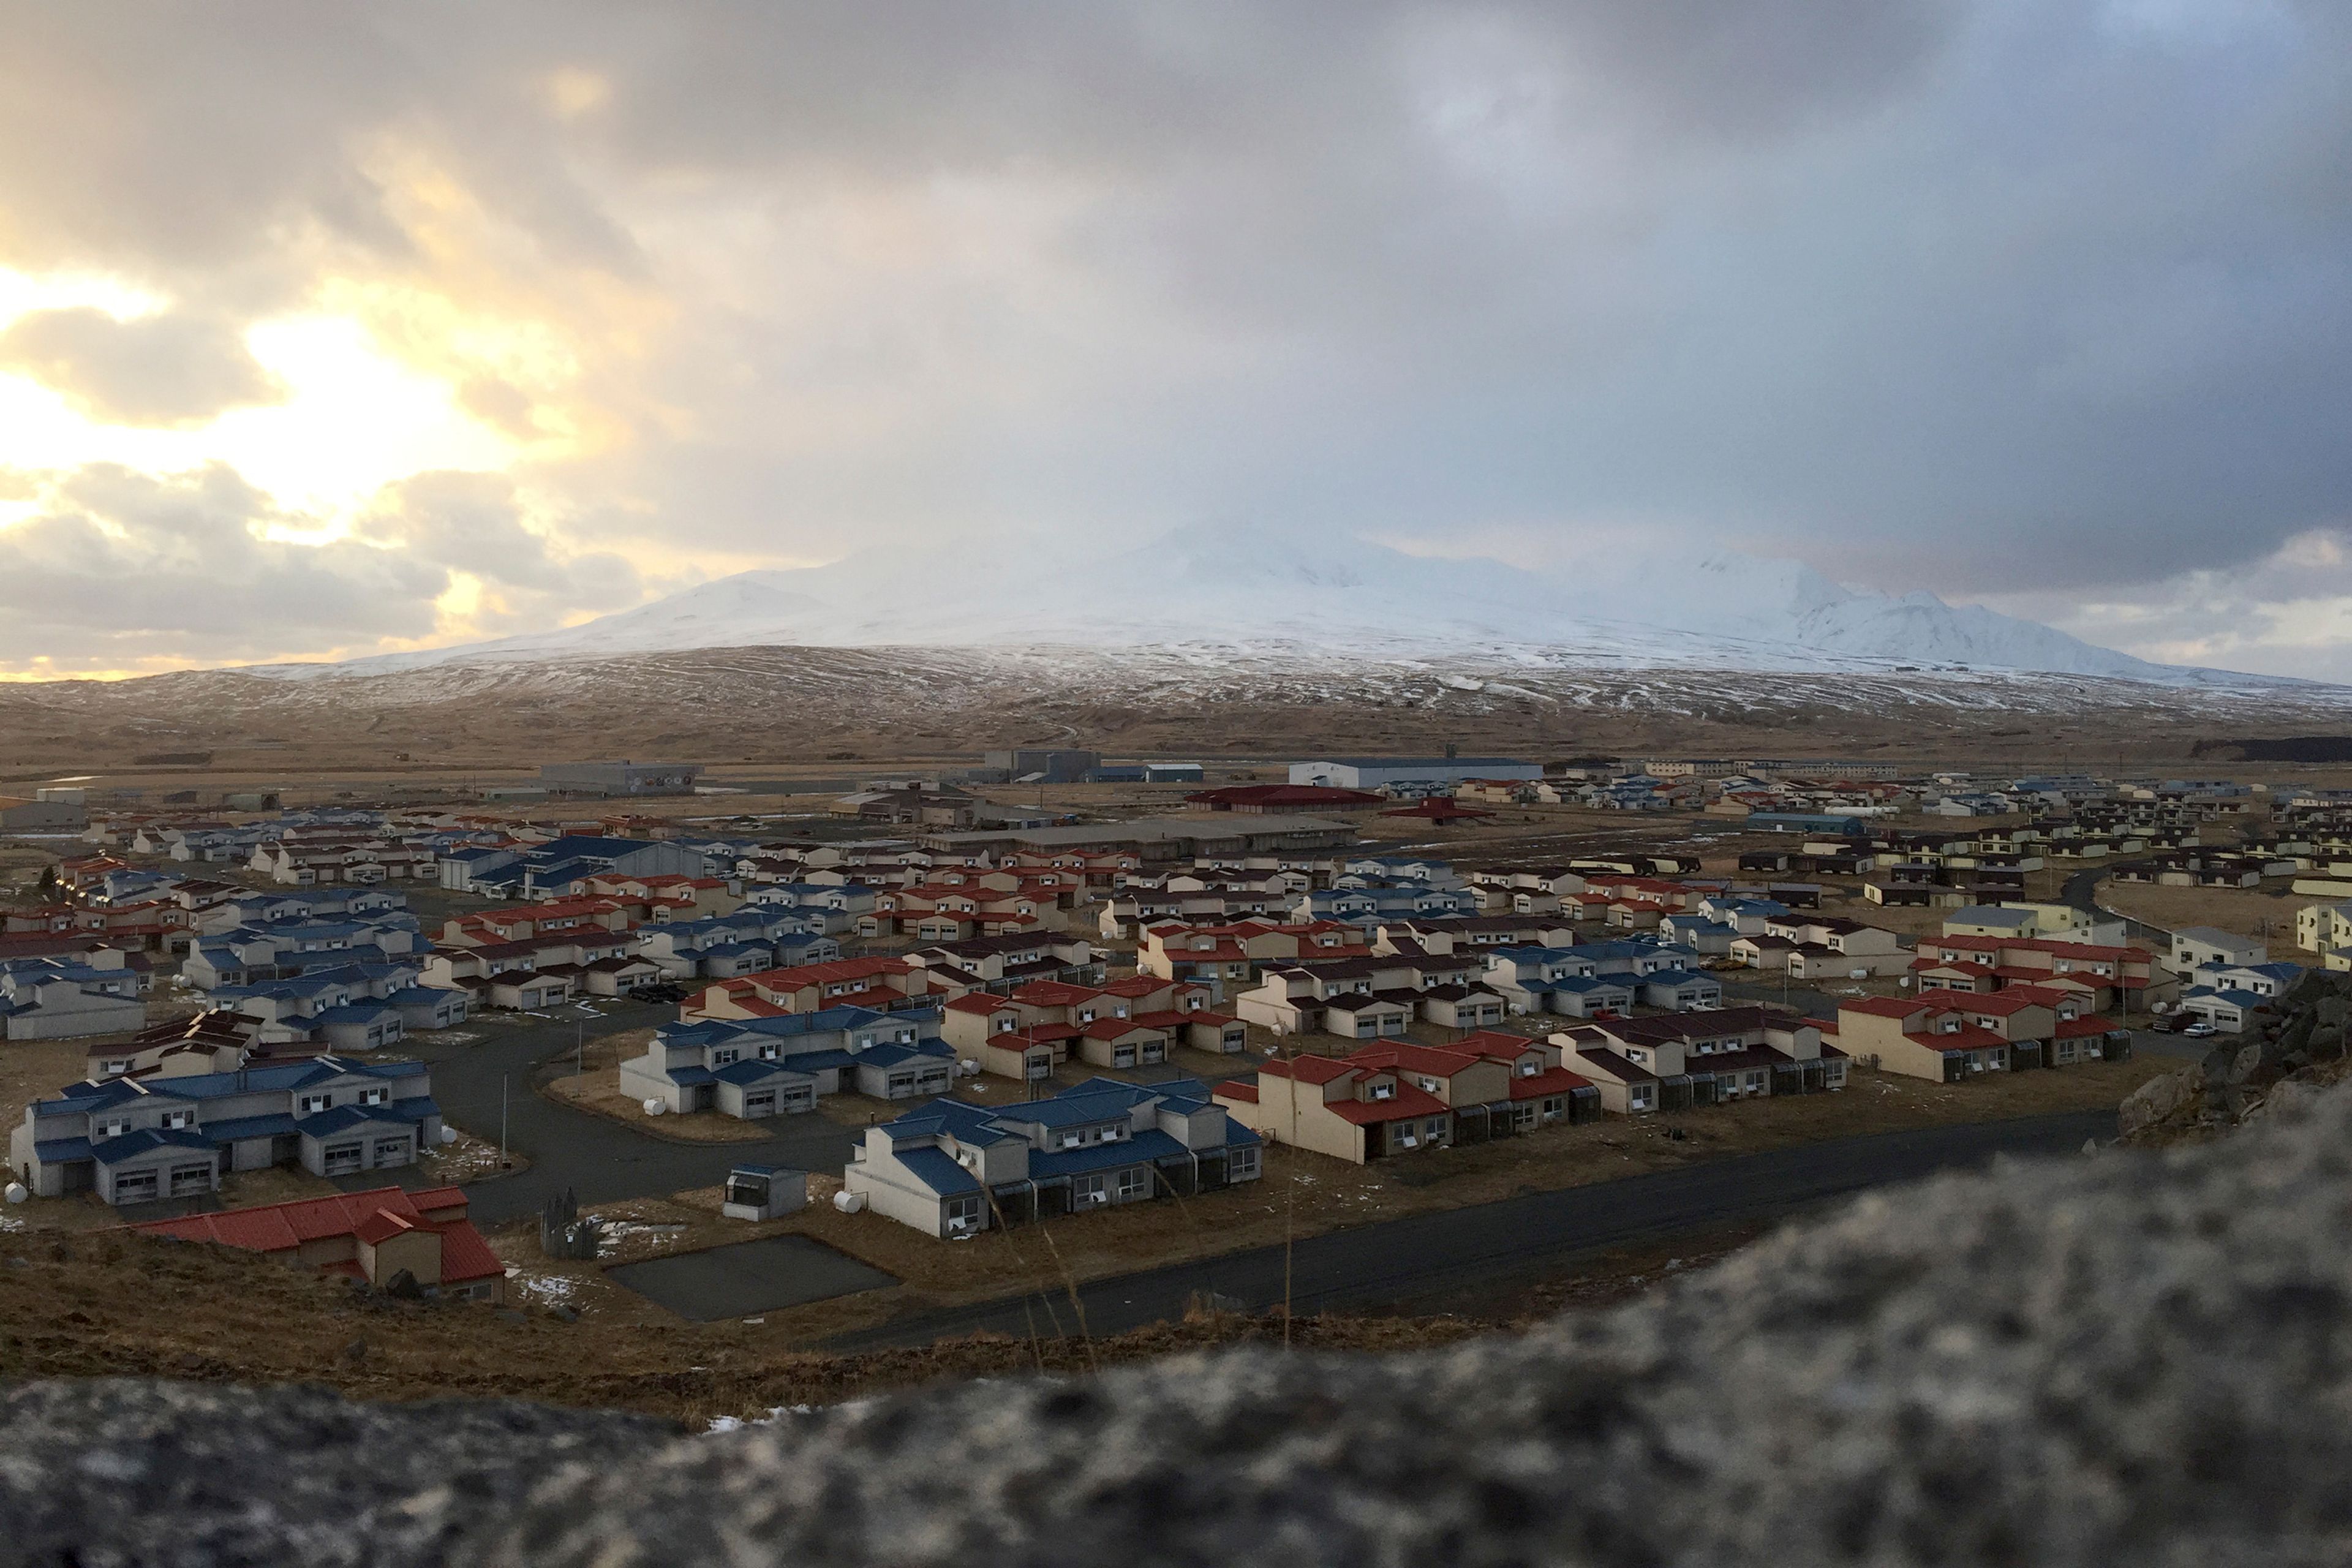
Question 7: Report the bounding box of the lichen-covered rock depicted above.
[10,1087,2352,1567]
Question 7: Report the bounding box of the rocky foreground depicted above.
[6,1077,2352,1566]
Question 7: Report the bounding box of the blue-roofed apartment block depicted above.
[618,1006,951,1118]
[10,1055,442,1205]
[845,1076,1262,1238]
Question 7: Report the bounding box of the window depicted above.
[99,1117,130,1139]
[361,1087,388,1107]
[1074,1173,1108,1205]
[1115,1167,1148,1200]
[301,1094,330,1114]
[162,1110,192,1130]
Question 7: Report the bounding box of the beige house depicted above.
[1215,1054,1455,1164]
[1828,997,2015,1082]
[1553,1007,1844,1114]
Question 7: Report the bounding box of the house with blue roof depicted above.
[844,1075,1262,1237]
[1479,949,1638,1019]
[0,957,146,1040]
[619,1006,951,1117]
[10,1054,441,1204]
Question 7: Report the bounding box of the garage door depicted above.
[372,1137,412,1165]
[744,1091,775,1115]
[168,1162,214,1197]
[112,1169,158,1202]
[324,1142,363,1175]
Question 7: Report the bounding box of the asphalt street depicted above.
[391,1002,863,1226]
[824,1106,2118,1349]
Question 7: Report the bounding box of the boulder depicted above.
[10,1087,2352,1565]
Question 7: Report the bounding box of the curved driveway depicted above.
[398,1004,861,1226]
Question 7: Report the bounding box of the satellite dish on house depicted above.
[643,1098,666,1115]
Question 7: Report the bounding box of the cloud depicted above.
[0,2,2348,671]
[0,464,442,670]
[0,307,284,425]
[359,469,644,634]
[0,462,643,673]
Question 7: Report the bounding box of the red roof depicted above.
[129,1185,503,1284]
[1215,1080,1260,1103]
[1841,996,1929,1020]
[1453,1030,1547,1060]
[1325,1084,1450,1123]
[1382,799,1495,823]
[1349,1041,1487,1079]
[1259,1054,1359,1086]
[1187,785,1387,809]
[1509,1065,1593,1099]
[1924,991,2049,1018]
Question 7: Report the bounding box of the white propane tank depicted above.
[833,1189,867,1214]
[4,1182,26,1205]
[439,1126,459,1145]
[643,1098,666,1115]
[959,1058,981,1076]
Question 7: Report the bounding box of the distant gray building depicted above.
[1289,757,1542,791]
[982,749,1100,784]
[0,796,89,833]
[539,761,704,797]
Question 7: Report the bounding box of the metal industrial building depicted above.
[1288,756,1543,791]
[538,761,704,797]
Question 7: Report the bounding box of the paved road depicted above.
[392,1003,863,1226]
[2062,867,2169,942]
[824,1107,2117,1350]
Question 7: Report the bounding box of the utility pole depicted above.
[500,1074,509,1167]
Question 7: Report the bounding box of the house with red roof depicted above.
[130,1184,506,1302]
[1215,1031,1596,1161]
[1828,997,2020,1082]
[1213,1052,1456,1163]
[1552,1006,1842,1114]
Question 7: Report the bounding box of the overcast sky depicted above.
[0,1,2347,678]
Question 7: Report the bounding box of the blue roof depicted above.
[1643,968,1718,987]
[90,1127,217,1164]
[33,1137,94,1163]
[853,1040,954,1070]
[1028,1128,1189,1177]
[298,1104,420,1136]
[204,1112,300,1142]
[897,1145,984,1197]
[712,1058,815,1086]
[312,1003,399,1025]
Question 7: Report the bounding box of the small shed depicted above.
[722,1164,808,1222]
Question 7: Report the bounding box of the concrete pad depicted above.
[606,1235,898,1322]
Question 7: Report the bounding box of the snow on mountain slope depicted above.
[253,526,2278,687]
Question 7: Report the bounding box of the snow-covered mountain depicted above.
[254,526,2280,687]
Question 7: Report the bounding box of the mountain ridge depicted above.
[239,527,2298,691]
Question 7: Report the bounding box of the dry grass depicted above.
[0,1055,2162,1428]
[2097,880,2302,948]
[540,1027,772,1145]
[507,1054,2169,1344]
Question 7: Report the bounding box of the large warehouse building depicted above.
[1287,756,1544,790]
